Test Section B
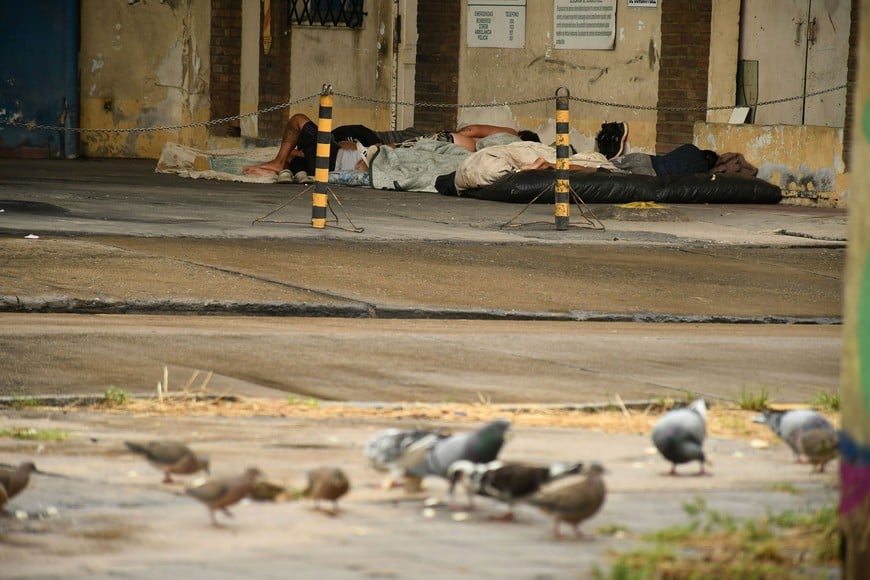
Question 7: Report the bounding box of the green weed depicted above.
[737,385,773,411]
[0,427,68,441]
[597,498,839,579]
[287,396,319,407]
[9,396,39,409]
[810,391,840,412]
[103,387,130,406]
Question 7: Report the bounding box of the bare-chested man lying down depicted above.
[243,114,540,179]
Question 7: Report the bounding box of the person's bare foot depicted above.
[243,162,283,176]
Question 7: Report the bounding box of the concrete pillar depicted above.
[839,4,870,577]
[240,0,260,139]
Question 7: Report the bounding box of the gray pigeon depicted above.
[125,440,210,483]
[651,398,708,475]
[407,419,511,480]
[525,463,607,538]
[447,459,584,520]
[186,467,262,526]
[363,428,447,490]
[0,461,37,509]
[753,408,836,462]
[797,428,839,473]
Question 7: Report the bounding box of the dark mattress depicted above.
[436,170,782,204]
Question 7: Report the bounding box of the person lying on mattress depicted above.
[243,113,382,182]
[522,143,758,179]
[243,114,541,182]
[609,144,719,177]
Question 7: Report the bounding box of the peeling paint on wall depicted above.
[697,121,846,205]
[80,0,210,158]
[758,163,836,194]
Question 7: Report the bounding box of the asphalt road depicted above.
[0,159,847,405]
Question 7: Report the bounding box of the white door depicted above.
[740,0,850,127]
[394,0,418,130]
[803,0,850,127]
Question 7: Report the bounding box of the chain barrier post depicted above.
[311,84,333,229]
[554,87,571,231]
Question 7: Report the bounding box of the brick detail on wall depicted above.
[209,1,242,138]
[414,0,460,132]
[257,1,291,139]
[656,1,712,153]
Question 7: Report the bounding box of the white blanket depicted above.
[454,142,615,191]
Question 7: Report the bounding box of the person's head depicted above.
[518,130,541,143]
[701,149,719,170]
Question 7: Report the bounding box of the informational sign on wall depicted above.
[554,0,616,50]
[467,1,526,48]
[628,0,657,6]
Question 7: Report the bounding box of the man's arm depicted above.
[454,124,519,139]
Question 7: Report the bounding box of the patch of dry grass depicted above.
[37,395,836,444]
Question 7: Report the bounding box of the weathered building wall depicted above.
[288,0,395,130]
[457,2,662,153]
[697,121,848,207]
[80,0,210,158]
[707,0,740,125]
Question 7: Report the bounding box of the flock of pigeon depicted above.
[1,401,838,537]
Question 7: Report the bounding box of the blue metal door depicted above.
[0,0,79,158]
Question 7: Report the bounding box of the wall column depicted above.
[240,0,260,139]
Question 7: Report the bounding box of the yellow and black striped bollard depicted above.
[311,84,333,229]
[554,87,571,231]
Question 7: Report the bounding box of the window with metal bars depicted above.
[289,0,365,28]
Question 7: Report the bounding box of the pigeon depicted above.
[447,459,584,520]
[363,428,447,490]
[249,480,291,502]
[185,467,262,526]
[407,419,511,480]
[0,461,37,507]
[753,408,836,462]
[798,428,839,473]
[525,463,607,538]
[124,440,210,483]
[303,467,350,513]
[651,398,709,475]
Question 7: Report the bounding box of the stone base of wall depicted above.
[696,121,848,208]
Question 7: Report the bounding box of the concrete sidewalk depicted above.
[0,159,849,245]
[0,408,840,579]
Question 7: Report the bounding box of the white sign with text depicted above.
[467,1,526,48]
[554,0,616,50]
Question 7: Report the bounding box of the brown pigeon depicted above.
[186,467,262,526]
[798,428,839,473]
[525,463,607,538]
[0,461,37,508]
[303,467,350,514]
[124,440,209,483]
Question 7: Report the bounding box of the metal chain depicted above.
[0,92,321,134]
[570,83,848,112]
[0,83,848,134]
[331,91,553,109]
